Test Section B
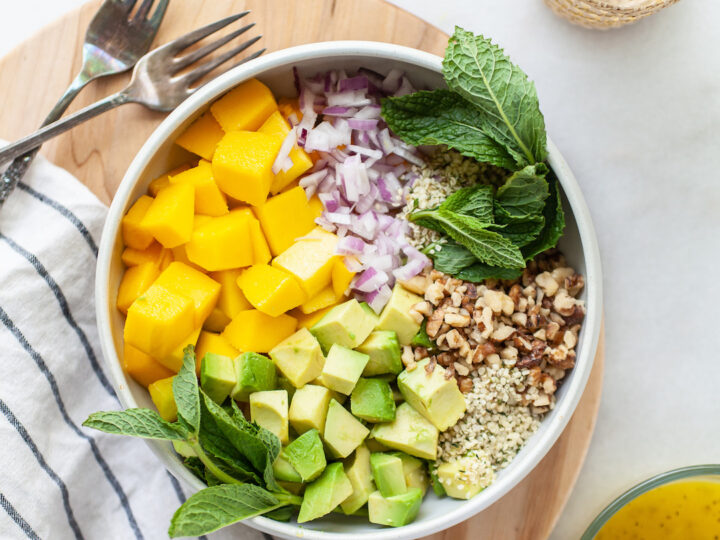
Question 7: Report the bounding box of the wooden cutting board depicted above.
[0,1,605,538]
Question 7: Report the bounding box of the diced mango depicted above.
[149,376,177,422]
[259,111,314,194]
[231,208,272,265]
[237,264,307,317]
[185,210,254,271]
[175,112,225,160]
[222,310,296,353]
[148,164,191,196]
[212,131,283,207]
[121,242,165,267]
[170,245,204,272]
[169,160,228,217]
[209,269,252,319]
[156,327,201,372]
[254,186,320,256]
[124,284,195,359]
[272,227,339,298]
[159,248,174,270]
[332,258,356,298]
[277,97,302,122]
[140,182,195,248]
[210,78,277,132]
[122,342,175,387]
[196,331,239,372]
[117,262,160,314]
[290,304,340,330]
[300,286,341,314]
[153,262,220,326]
[308,195,324,220]
[122,195,155,250]
[203,307,231,333]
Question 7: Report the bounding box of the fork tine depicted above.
[173,23,255,72]
[132,0,155,20]
[184,35,262,85]
[117,0,138,12]
[148,0,169,25]
[165,12,250,55]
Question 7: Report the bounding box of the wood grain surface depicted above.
[0,1,604,538]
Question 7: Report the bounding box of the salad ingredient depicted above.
[121,241,166,267]
[350,378,396,423]
[199,353,235,404]
[209,268,251,319]
[297,462,353,523]
[169,160,229,217]
[370,453,407,497]
[122,343,174,388]
[288,384,332,435]
[231,208,273,264]
[375,283,424,344]
[154,262,221,326]
[185,210,255,271]
[340,444,374,514]
[310,298,378,353]
[269,328,325,388]
[249,390,289,445]
[284,429,326,482]
[258,111,314,193]
[272,451,302,483]
[435,453,494,500]
[122,195,155,250]
[140,182,195,248]
[210,78,278,132]
[323,399,370,459]
[299,286,341,314]
[149,376,177,422]
[231,352,277,402]
[237,264,307,317]
[393,453,429,494]
[356,330,402,376]
[397,358,467,431]
[202,308,230,332]
[367,488,423,528]
[221,309,296,353]
[116,262,159,313]
[149,164,190,197]
[370,402,438,460]
[195,331,238,367]
[175,112,224,161]
[157,328,201,372]
[317,344,369,395]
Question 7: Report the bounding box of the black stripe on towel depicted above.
[16,181,99,257]
[0,492,41,540]
[0,399,84,539]
[0,307,144,540]
[0,233,117,399]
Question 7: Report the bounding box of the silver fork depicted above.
[0,0,169,206]
[0,13,264,166]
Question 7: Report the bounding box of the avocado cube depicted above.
[277,376,296,401]
[269,328,325,388]
[284,428,327,482]
[289,384,332,435]
[375,284,423,345]
[310,299,378,354]
[200,353,236,403]
[370,402,438,460]
[397,358,466,431]
[273,451,302,483]
[230,352,277,402]
[356,330,402,376]
[436,454,494,500]
[340,444,375,514]
[365,439,392,453]
[323,399,369,458]
[249,390,289,444]
[278,480,305,495]
[351,378,396,423]
[391,452,429,494]
[297,462,353,523]
[317,344,368,395]
[368,488,423,527]
[370,453,407,497]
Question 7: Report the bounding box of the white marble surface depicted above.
[2,1,720,538]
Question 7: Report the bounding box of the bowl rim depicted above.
[580,464,720,539]
[95,40,604,540]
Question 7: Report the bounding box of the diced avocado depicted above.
[370,402,438,460]
[172,440,195,458]
[397,358,466,431]
[323,399,369,458]
[436,453,494,500]
[277,376,296,401]
[375,284,423,345]
[340,444,375,514]
[284,429,327,482]
[367,488,423,527]
[200,353,236,404]
[317,344,368,395]
[273,451,302,483]
[391,384,403,403]
[365,438,392,453]
[311,380,348,404]
[356,330,402,376]
[249,390,289,444]
[289,384,332,435]
[269,328,325,388]
[390,452,429,494]
[351,378,396,423]
[430,467,446,497]
[310,299,378,353]
[370,453,407,497]
[297,462,353,523]
[230,352,277,401]
[278,480,305,495]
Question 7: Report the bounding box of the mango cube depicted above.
[175,112,225,161]
[254,187,321,256]
[122,342,174,387]
[210,78,277,132]
[272,227,339,298]
[203,307,231,333]
[332,259,355,298]
[124,284,195,359]
[140,182,195,248]
[222,309,296,353]
[196,331,239,372]
[148,376,177,422]
[209,268,252,319]
[153,262,220,326]
[122,195,155,250]
[117,262,160,314]
[170,245,204,272]
[300,286,340,314]
[258,111,314,194]
[169,160,228,217]
[237,264,307,317]
[212,131,283,207]
[121,242,164,267]
[156,328,201,373]
[231,208,271,265]
[185,210,254,271]
[148,164,191,196]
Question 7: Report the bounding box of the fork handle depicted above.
[0,91,131,165]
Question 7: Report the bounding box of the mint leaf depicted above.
[522,174,565,260]
[456,262,523,282]
[495,164,550,219]
[381,90,517,170]
[173,346,200,434]
[491,216,545,247]
[264,506,295,522]
[442,184,495,224]
[168,484,286,537]
[183,457,206,481]
[426,240,477,274]
[443,26,547,167]
[411,319,436,349]
[83,409,186,440]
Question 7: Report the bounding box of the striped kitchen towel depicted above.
[0,152,269,540]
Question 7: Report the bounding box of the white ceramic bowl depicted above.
[96,41,603,540]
